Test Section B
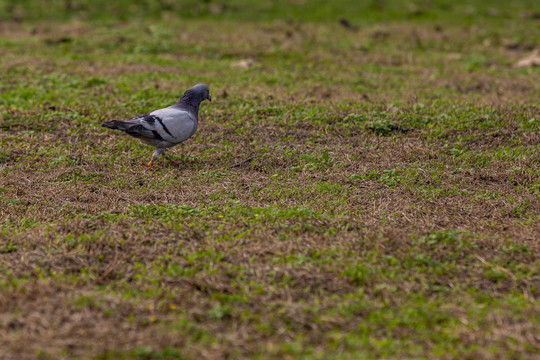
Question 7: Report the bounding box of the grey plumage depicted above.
[103,84,211,166]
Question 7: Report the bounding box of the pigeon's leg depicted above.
[141,149,163,168]
[141,159,154,168]
[141,155,156,168]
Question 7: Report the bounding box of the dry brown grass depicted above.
[0,15,539,360]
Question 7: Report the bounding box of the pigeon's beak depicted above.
[208,94,212,102]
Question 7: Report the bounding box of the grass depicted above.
[0,0,539,359]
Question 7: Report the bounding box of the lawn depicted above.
[0,1,539,359]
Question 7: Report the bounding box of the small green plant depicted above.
[343,113,369,124]
[365,117,398,136]
[0,242,17,253]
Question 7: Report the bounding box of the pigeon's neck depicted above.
[176,92,202,116]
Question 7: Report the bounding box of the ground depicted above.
[0,1,539,359]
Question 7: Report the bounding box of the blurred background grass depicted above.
[1,0,539,23]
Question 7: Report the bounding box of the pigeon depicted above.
[103,84,211,167]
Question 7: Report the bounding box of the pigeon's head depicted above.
[196,84,212,102]
[183,84,211,103]
[177,84,211,113]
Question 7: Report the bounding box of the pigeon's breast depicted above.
[167,116,197,142]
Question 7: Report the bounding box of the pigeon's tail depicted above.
[102,119,158,141]
[102,120,132,131]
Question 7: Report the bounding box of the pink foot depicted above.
[165,155,181,165]
[141,160,154,169]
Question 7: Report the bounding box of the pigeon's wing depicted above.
[102,107,197,144]
[147,107,197,143]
